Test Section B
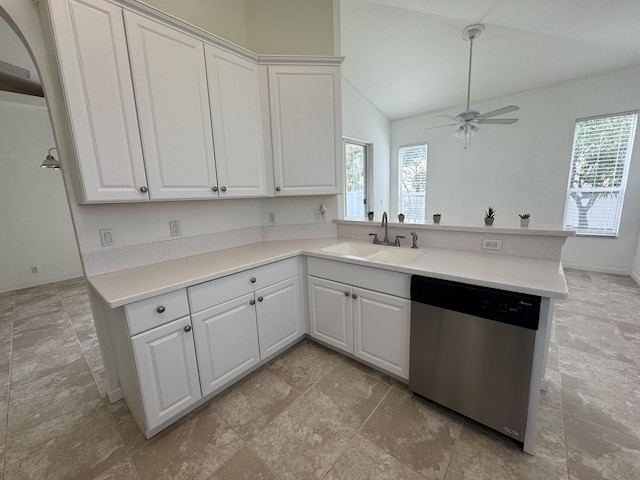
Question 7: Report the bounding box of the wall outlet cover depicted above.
[169,220,182,237]
[481,239,502,251]
[268,212,276,224]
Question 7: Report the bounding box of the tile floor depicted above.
[0,269,639,479]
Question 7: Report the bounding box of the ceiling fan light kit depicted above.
[431,24,520,148]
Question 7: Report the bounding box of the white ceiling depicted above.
[340,0,640,120]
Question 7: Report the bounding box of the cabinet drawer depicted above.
[307,257,410,299]
[125,289,190,336]
[188,257,299,312]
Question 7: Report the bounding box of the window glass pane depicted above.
[563,112,637,236]
[345,142,366,219]
[398,143,427,222]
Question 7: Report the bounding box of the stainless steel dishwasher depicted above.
[409,275,541,443]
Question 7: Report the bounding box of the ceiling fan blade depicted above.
[476,118,519,125]
[418,123,459,131]
[477,105,519,119]
[436,114,457,120]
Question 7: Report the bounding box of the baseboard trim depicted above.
[561,262,630,276]
[106,387,123,403]
[631,271,640,287]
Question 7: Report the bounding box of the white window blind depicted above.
[398,143,427,222]
[563,112,637,236]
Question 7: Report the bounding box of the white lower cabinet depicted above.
[130,315,201,432]
[307,258,411,380]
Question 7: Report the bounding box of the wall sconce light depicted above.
[41,147,61,170]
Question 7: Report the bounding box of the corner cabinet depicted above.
[267,65,343,196]
[46,0,149,202]
[307,258,411,380]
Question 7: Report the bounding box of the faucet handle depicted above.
[394,235,405,246]
[369,233,380,244]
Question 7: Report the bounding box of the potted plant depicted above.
[398,213,405,223]
[368,211,374,221]
[433,213,441,224]
[519,213,531,227]
[484,206,496,226]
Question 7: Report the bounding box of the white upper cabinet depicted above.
[268,65,343,196]
[124,11,218,200]
[205,46,267,197]
[47,0,148,202]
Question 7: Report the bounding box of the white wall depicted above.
[391,66,640,274]
[0,91,82,292]
[342,78,391,216]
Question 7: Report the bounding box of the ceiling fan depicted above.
[431,24,519,148]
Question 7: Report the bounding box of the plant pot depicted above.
[398,214,405,223]
[484,217,494,226]
[520,218,530,227]
[433,214,441,224]
[368,213,374,221]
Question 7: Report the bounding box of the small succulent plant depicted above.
[519,213,531,219]
[484,206,496,218]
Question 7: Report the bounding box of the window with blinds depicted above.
[563,111,637,236]
[398,143,427,222]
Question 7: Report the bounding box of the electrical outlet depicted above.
[100,228,115,247]
[481,239,502,251]
[268,212,276,224]
[31,266,39,274]
[169,220,182,237]
[315,210,323,222]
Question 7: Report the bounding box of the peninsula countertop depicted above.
[87,238,568,308]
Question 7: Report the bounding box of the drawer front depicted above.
[126,289,190,336]
[307,257,410,299]
[188,257,299,313]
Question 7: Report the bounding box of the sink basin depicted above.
[365,248,424,264]
[321,242,380,257]
[322,242,424,264]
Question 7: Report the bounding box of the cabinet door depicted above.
[205,45,267,197]
[353,288,411,380]
[131,316,201,432]
[124,11,218,200]
[256,276,302,359]
[48,0,148,202]
[191,293,260,397]
[308,276,352,353]
[268,65,342,196]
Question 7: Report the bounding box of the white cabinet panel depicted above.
[131,316,201,431]
[353,288,411,380]
[124,11,217,200]
[205,45,267,197]
[256,277,302,358]
[268,65,342,196]
[191,293,260,396]
[308,276,352,353]
[48,0,148,202]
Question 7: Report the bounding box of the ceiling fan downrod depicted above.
[461,24,484,113]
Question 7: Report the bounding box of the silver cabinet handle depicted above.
[275,186,281,192]
[212,186,218,192]
[250,277,257,283]
[258,296,263,302]
[250,299,256,305]
[344,292,349,297]
[140,186,148,193]
[184,325,192,332]
[352,294,357,299]
[157,306,165,313]
[221,186,227,192]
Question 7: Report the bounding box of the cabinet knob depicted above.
[140,186,148,193]
[275,186,281,192]
[221,186,227,192]
[184,325,192,333]
[212,186,218,192]
[344,291,350,297]
[352,294,357,299]
[258,296,264,302]
[250,277,257,283]
[157,306,165,313]
[250,299,256,305]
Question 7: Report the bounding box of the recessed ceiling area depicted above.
[340,0,640,120]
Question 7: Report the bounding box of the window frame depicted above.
[562,111,638,238]
[343,138,372,220]
[396,142,428,223]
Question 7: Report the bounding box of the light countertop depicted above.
[88,238,568,308]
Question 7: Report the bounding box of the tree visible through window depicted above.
[563,112,637,236]
[398,143,427,222]
[344,141,367,219]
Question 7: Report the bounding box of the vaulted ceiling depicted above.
[340,0,640,120]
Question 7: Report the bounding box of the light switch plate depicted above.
[100,228,115,247]
[481,239,502,250]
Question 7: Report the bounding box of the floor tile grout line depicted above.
[1,303,15,479]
